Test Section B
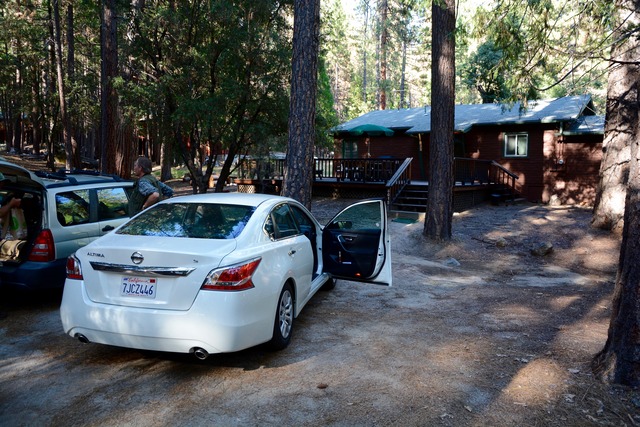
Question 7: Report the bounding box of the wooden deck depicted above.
[234,177,505,216]
[233,157,520,214]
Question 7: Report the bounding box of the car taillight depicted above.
[66,254,83,280]
[28,229,55,262]
[201,258,262,291]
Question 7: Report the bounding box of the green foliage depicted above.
[459,41,510,103]
[118,0,294,176]
[316,60,339,149]
[0,0,616,165]
[464,0,611,105]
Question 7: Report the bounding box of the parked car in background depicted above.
[60,193,392,359]
[0,159,133,291]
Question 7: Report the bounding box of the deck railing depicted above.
[234,156,519,201]
[489,161,520,193]
[454,158,493,185]
[386,158,413,205]
[454,157,520,193]
[235,158,286,180]
[235,157,405,183]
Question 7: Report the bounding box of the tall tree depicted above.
[281,0,321,208]
[591,3,637,232]
[423,0,455,241]
[100,0,120,175]
[66,3,81,168]
[377,0,388,109]
[321,0,350,120]
[361,0,370,106]
[592,0,640,386]
[53,0,75,170]
[120,1,292,193]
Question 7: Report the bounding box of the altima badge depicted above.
[131,252,144,265]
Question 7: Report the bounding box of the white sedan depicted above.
[60,193,391,359]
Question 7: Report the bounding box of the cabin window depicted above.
[343,140,358,159]
[504,133,528,157]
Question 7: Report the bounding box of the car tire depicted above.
[268,283,294,351]
[321,277,337,291]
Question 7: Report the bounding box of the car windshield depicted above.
[117,203,255,239]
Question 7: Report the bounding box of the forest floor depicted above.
[1,154,639,426]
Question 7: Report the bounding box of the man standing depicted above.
[128,156,173,216]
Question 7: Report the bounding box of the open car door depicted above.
[322,199,392,286]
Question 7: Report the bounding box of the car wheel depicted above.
[269,283,294,350]
[321,277,337,291]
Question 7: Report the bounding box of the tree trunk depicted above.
[361,1,369,104]
[592,0,640,386]
[593,112,640,386]
[45,3,56,170]
[591,1,638,232]
[30,85,41,155]
[281,0,320,208]
[160,140,173,182]
[66,4,81,168]
[53,0,72,170]
[400,37,407,109]
[378,0,388,110]
[424,0,456,241]
[100,0,119,175]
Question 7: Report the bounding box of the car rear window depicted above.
[116,203,255,239]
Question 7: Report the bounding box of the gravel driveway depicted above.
[1,199,638,426]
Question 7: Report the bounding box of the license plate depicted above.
[121,277,157,298]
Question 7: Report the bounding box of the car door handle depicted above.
[338,235,355,243]
[102,225,115,232]
[288,249,296,256]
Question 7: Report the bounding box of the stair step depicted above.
[400,198,427,203]
[393,204,427,208]
[393,182,521,212]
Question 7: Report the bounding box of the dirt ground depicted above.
[1,155,639,426]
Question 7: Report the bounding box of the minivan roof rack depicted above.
[35,169,128,187]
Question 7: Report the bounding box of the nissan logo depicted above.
[131,252,144,265]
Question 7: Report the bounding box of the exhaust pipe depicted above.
[75,333,90,344]
[192,347,209,360]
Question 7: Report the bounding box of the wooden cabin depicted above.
[332,95,604,205]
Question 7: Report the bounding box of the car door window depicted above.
[322,200,391,284]
[97,187,129,220]
[325,202,382,231]
[271,204,299,239]
[290,205,316,241]
[56,190,90,226]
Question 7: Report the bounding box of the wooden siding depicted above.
[335,135,426,181]
[333,122,602,205]
[544,133,603,205]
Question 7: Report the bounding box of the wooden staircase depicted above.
[489,186,526,205]
[390,183,429,213]
[389,182,524,218]
[385,158,523,218]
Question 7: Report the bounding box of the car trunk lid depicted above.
[0,160,46,265]
[78,234,237,310]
